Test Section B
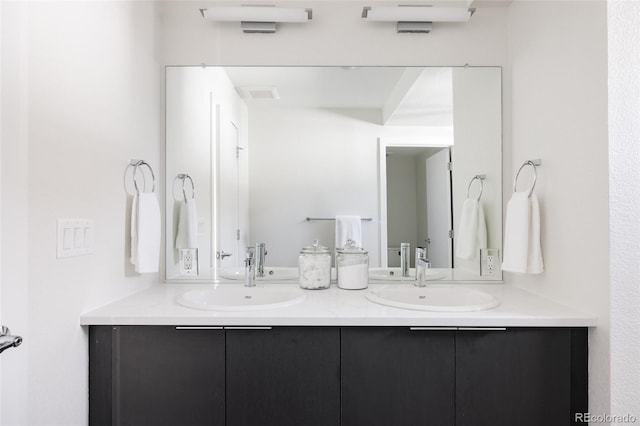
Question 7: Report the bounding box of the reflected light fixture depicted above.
[200,6,313,33]
[362,6,475,33]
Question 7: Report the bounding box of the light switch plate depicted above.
[57,219,94,259]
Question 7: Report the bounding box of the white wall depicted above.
[1,1,162,424]
[608,1,640,420]
[451,67,502,274]
[507,1,610,416]
[1,2,29,424]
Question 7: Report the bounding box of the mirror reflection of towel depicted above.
[130,192,161,273]
[175,198,198,249]
[502,192,543,274]
[335,215,362,248]
[456,199,487,260]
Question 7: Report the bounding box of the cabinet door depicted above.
[113,326,225,426]
[226,327,340,426]
[456,328,571,426]
[341,327,456,426]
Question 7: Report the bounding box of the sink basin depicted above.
[366,285,500,312]
[178,285,305,311]
[368,267,446,281]
[219,267,298,281]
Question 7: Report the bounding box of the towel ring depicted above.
[178,174,195,203]
[513,160,541,197]
[132,160,156,193]
[466,175,486,201]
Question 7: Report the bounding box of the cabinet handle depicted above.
[457,327,506,331]
[175,326,224,330]
[224,326,272,330]
[410,327,458,331]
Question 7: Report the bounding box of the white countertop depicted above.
[80,282,596,327]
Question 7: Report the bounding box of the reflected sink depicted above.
[178,285,305,311]
[368,267,446,281]
[366,285,500,312]
[219,267,298,281]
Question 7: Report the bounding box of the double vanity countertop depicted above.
[80,282,597,328]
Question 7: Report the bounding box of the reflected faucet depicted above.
[255,243,267,278]
[245,247,256,287]
[415,247,431,287]
[400,243,410,277]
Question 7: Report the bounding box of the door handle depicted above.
[457,327,506,331]
[175,326,224,330]
[410,327,457,331]
[217,251,232,260]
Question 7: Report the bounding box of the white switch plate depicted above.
[57,219,94,259]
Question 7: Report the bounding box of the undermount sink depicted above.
[178,285,305,311]
[219,267,298,281]
[368,267,446,281]
[366,285,500,312]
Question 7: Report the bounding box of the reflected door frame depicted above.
[378,136,454,268]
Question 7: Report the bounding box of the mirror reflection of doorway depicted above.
[386,146,453,268]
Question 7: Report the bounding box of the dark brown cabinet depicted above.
[341,327,455,426]
[226,327,340,426]
[89,326,225,426]
[89,326,587,426]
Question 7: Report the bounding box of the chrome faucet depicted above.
[414,247,431,287]
[255,243,267,278]
[0,326,22,355]
[245,247,256,287]
[400,243,410,277]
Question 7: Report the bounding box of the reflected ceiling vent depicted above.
[237,86,281,101]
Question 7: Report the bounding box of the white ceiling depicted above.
[223,66,454,126]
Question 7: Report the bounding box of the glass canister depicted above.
[336,240,369,290]
[298,240,332,289]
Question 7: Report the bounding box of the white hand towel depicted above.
[502,191,543,274]
[175,198,198,249]
[456,199,488,260]
[335,215,362,248]
[130,192,161,274]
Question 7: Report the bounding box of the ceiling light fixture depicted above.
[200,6,313,34]
[361,6,475,33]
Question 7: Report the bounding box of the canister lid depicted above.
[336,239,368,255]
[300,239,331,254]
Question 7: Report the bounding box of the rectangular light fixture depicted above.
[201,6,312,33]
[362,6,474,23]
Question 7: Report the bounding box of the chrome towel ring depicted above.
[177,174,196,203]
[466,174,486,201]
[131,159,156,193]
[513,159,542,197]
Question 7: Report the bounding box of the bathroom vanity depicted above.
[83,284,594,426]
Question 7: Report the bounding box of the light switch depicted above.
[57,219,94,259]
[63,228,73,250]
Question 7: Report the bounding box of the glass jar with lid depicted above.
[336,239,369,290]
[298,240,332,289]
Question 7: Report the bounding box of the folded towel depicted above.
[456,198,487,260]
[335,215,362,248]
[175,198,198,249]
[502,191,544,274]
[130,192,161,273]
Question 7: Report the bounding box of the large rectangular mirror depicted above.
[165,66,502,282]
